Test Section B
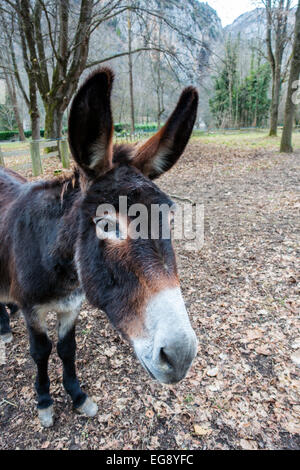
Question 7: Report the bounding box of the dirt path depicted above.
[0,141,299,450]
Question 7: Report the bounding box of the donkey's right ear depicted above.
[68,68,114,176]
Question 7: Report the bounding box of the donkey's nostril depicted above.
[159,347,174,369]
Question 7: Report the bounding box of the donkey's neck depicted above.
[48,170,83,260]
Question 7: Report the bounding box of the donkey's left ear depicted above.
[68,68,114,176]
[131,87,198,179]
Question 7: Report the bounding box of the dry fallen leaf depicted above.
[240,439,258,450]
[145,409,154,419]
[41,441,50,449]
[246,329,264,341]
[291,338,300,350]
[206,367,218,377]
[255,345,271,356]
[193,425,212,436]
[291,351,300,366]
[282,422,300,434]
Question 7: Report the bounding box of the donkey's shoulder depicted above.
[0,167,27,183]
[9,170,82,215]
[29,170,81,200]
[0,168,29,215]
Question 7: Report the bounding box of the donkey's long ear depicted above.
[68,68,114,175]
[131,87,198,179]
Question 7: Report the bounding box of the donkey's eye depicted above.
[93,217,124,241]
[103,220,116,233]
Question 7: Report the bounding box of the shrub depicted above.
[0,130,19,141]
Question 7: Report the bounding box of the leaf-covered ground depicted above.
[0,140,299,450]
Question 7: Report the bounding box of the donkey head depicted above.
[69,68,198,384]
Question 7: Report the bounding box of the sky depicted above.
[207,0,258,26]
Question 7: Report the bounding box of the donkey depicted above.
[0,303,19,342]
[0,68,198,427]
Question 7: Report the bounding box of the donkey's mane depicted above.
[21,167,82,208]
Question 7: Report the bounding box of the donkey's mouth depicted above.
[139,358,157,380]
[138,355,188,385]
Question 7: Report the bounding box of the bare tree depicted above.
[0,3,43,139]
[281,0,300,151]
[127,5,135,133]
[0,10,39,139]
[0,0,134,139]
[0,0,209,141]
[19,0,93,139]
[0,51,26,140]
[151,16,165,129]
[264,0,292,136]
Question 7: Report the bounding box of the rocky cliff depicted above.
[225,6,296,41]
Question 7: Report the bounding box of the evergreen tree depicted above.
[238,64,271,127]
[209,39,238,128]
[210,41,271,129]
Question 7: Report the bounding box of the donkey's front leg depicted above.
[57,311,98,417]
[0,303,12,343]
[25,311,54,428]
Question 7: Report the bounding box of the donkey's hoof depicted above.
[38,405,54,428]
[76,397,98,417]
[0,332,13,344]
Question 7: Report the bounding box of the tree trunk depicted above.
[30,109,40,141]
[156,85,164,130]
[127,8,135,134]
[155,17,164,130]
[4,75,26,141]
[265,1,291,137]
[281,1,300,152]
[44,102,65,160]
[228,71,233,128]
[29,79,40,140]
[44,103,64,140]
[269,67,281,136]
[157,89,161,130]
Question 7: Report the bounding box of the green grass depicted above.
[192,129,300,150]
[2,129,300,153]
[1,140,30,151]
[184,394,195,404]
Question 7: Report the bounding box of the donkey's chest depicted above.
[36,288,86,316]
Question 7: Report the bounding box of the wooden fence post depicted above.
[0,146,5,167]
[59,138,70,169]
[30,140,42,176]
